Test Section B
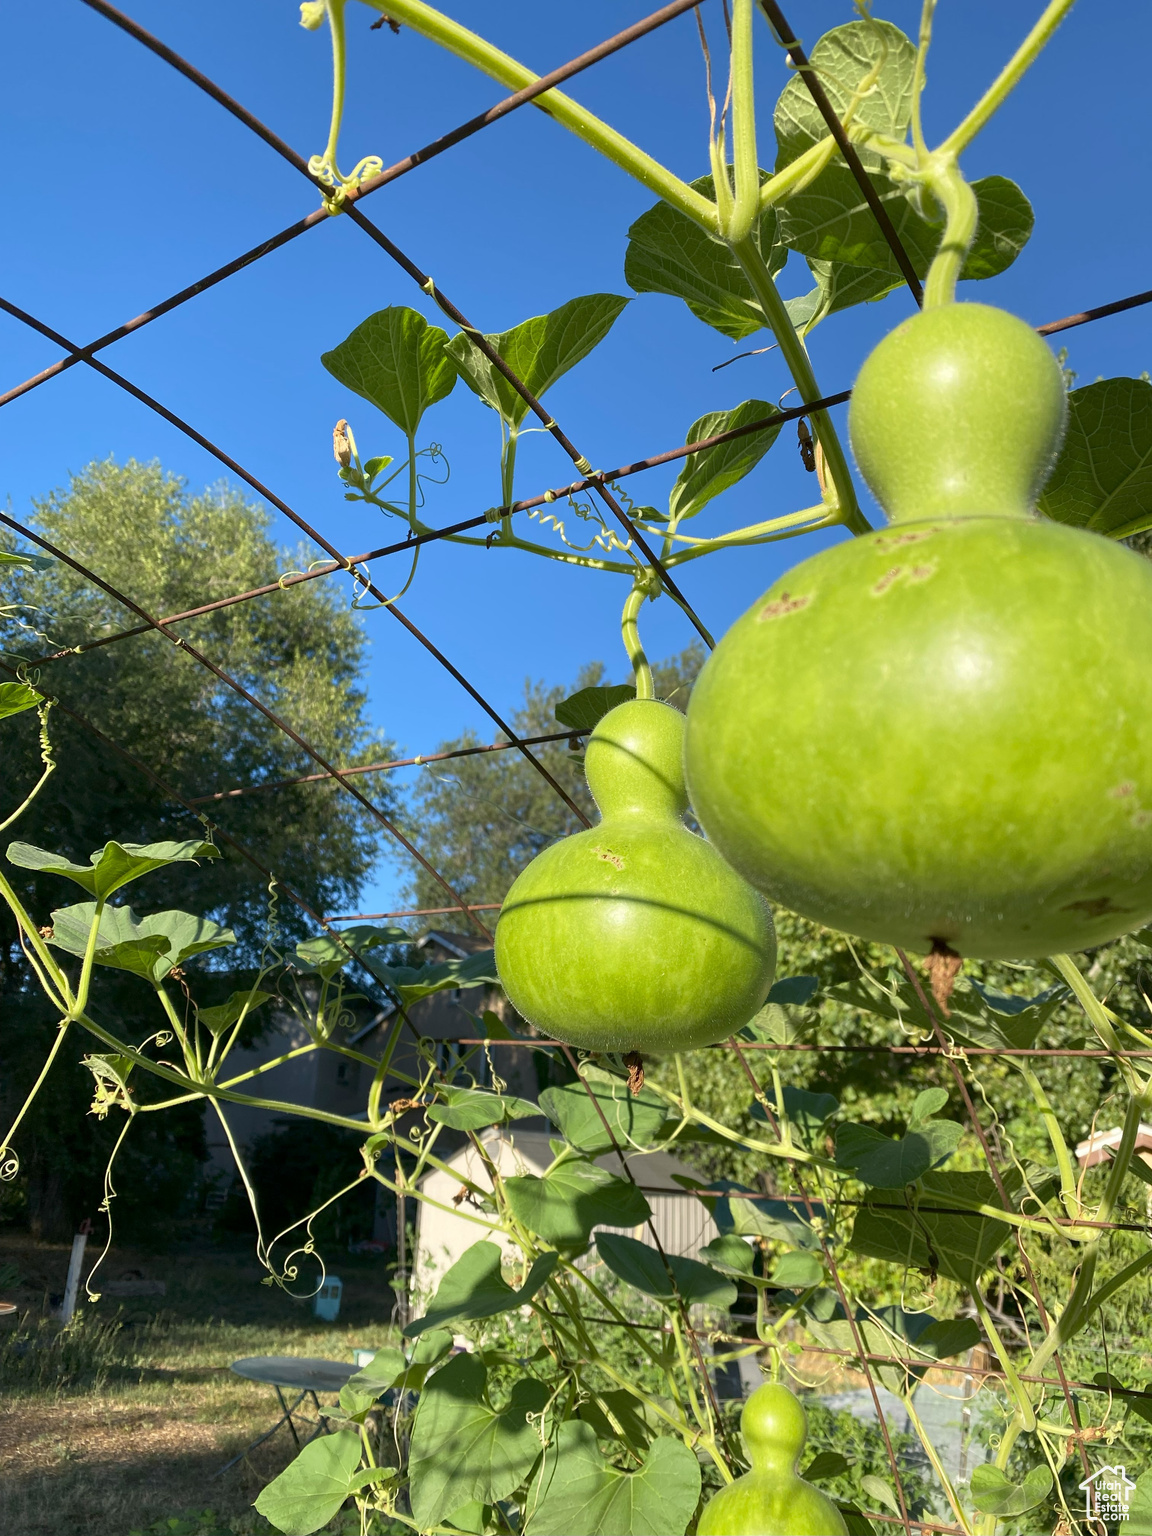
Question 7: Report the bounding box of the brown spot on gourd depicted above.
[873,530,934,550]
[910,563,936,581]
[1111,781,1137,799]
[872,566,903,595]
[758,590,810,621]
[1061,896,1133,918]
[1134,810,1152,830]
[595,846,625,870]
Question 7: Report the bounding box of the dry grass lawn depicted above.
[0,1231,401,1536]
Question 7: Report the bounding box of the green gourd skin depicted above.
[697,1383,848,1536]
[495,700,776,1052]
[685,304,1152,959]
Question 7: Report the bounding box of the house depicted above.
[1074,1124,1152,1169]
[203,931,535,1195]
[412,1128,721,1305]
[1078,1465,1136,1522]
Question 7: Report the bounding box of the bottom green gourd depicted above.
[697,1383,848,1536]
[494,698,775,1053]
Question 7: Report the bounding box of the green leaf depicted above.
[344,1346,406,1400]
[6,838,218,901]
[625,173,784,341]
[969,1463,1053,1517]
[699,1234,756,1278]
[595,1232,736,1308]
[526,1420,701,1536]
[773,20,916,170]
[365,949,499,1006]
[321,306,457,438]
[293,924,407,981]
[834,1113,962,1188]
[769,1251,823,1289]
[253,1430,362,1535]
[860,1475,901,1518]
[848,1170,1015,1286]
[0,550,53,571]
[539,1067,669,1155]
[427,1084,538,1131]
[49,902,236,984]
[0,682,42,722]
[686,1178,824,1248]
[1127,1470,1152,1535]
[505,1160,651,1250]
[195,988,273,1037]
[768,976,819,1006]
[804,1451,851,1482]
[445,294,629,429]
[403,1241,558,1338]
[778,171,1032,283]
[576,1390,653,1455]
[1038,377,1152,538]
[667,401,783,524]
[941,980,1066,1054]
[554,684,636,733]
[408,1354,549,1528]
[757,1085,840,1149]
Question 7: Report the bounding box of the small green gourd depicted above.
[495,698,775,1053]
[697,1383,848,1536]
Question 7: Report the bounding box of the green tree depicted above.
[0,459,391,1238]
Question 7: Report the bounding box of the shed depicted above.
[412,1129,720,1304]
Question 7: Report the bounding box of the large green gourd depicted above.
[697,1383,848,1535]
[495,699,775,1052]
[685,303,1152,959]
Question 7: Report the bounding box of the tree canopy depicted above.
[0,459,390,1238]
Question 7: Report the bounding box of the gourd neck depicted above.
[585,699,688,823]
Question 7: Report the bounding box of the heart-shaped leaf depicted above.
[526,1420,701,1536]
[834,1108,962,1187]
[778,171,1032,283]
[403,1241,557,1338]
[667,401,783,524]
[699,1234,756,1278]
[343,1345,406,1401]
[505,1160,651,1250]
[195,988,273,1036]
[625,172,784,341]
[445,294,628,428]
[684,1178,823,1248]
[254,1430,363,1535]
[427,1084,538,1131]
[773,19,916,170]
[293,924,407,981]
[7,838,218,901]
[539,1068,669,1155]
[769,1250,823,1289]
[848,1170,1017,1287]
[554,684,636,733]
[0,682,42,722]
[803,1291,980,1394]
[595,1232,736,1308]
[804,1450,852,1482]
[364,948,499,1006]
[322,306,457,438]
[49,902,236,984]
[1039,377,1152,538]
[408,1354,549,1528]
[969,1463,1052,1517]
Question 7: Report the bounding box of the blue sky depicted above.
[3,1,1149,920]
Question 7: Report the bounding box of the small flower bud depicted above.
[333,420,353,468]
[299,2,327,30]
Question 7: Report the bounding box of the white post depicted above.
[59,1229,88,1324]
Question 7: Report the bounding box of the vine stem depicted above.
[728,234,869,535]
[621,578,654,699]
[939,0,1078,157]
[365,0,716,228]
[320,0,348,171]
[921,158,978,309]
[727,0,759,245]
